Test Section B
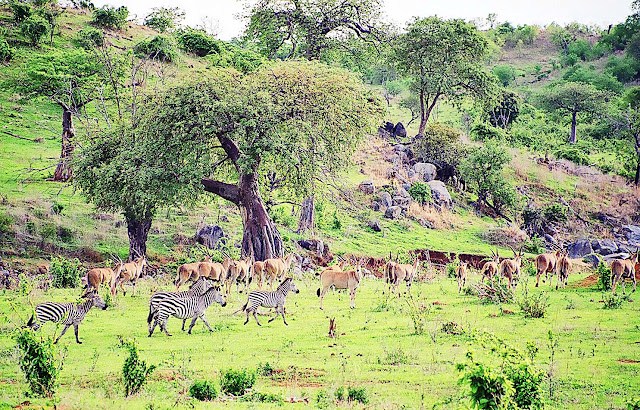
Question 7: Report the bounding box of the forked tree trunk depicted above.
[53,109,74,182]
[125,214,152,261]
[297,195,315,234]
[569,111,577,145]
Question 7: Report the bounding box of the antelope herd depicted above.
[24,244,639,343]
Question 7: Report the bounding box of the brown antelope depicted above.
[252,261,266,290]
[455,262,468,293]
[556,250,571,290]
[175,257,231,291]
[112,255,147,296]
[84,267,116,295]
[535,249,561,287]
[226,258,252,294]
[382,260,397,294]
[481,250,500,283]
[264,253,296,290]
[499,248,523,290]
[391,258,419,296]
[611,251,638,295]
[174,262,202,291]
[317,258,363,309]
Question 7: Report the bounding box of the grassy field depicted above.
[0,269,638,409]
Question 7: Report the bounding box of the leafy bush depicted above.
[208,46,265,73]
[91,5,128,29]
[628,396,640,410]
[597,260,611,291]
[471,122,507,141]
[378,347,409,365]
[602,293,625,309]
[257,362,274,376]
[492,64,515,86]
[189,380,218,401]
[404,295,430,335]
[441,321,465,335]
[177,29,221,57]
[220,368,256,396]
[143,7,184,33]
[51,202,64,215]
[522,236,544,254]
[239,392,284,404]
[543,203,568,224]
[121,338,156,397]
[554,146,590,165]
[50,256,82,288]
[0,38,14,63]
[413,122,464,168]
[134,35,177,62]
[74,27,104,49]
[519,290,549,318]
[335,386,346,401]
[347,387,369,404]
[508,363,545,409]
[331,211,342,230]
[21,16,48,46]
[9,1,32,23]
[316,389,332,408]
[14,328,63,398]
[0,211,13,237]
[457,352,514,410]
[408,181,431,205]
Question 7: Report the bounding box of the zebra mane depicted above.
[277,277,292,290]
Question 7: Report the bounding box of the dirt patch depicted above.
[268,366,325,388]
[570,274,600,289]
[617,359,640,364]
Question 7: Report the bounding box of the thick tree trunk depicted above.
[297,195,315,234]
[418,89,427,136]
[569,111,577,145]
[125,214,152,261]
[53,109,74,182]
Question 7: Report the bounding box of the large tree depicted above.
[537,81,608,144]
[392,16,496,136]
[243,0,384,60]
[143,62,383,260]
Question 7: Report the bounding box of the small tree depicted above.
[120,338,155,397]
[537,81,608,144]
[20,15,48,46]
[143,7,185,33]
[412,122,464,169]
[91,5,128,30]
[459,140,517,219]
[14,328,63,398]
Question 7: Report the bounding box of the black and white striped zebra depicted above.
[148,285,227,337]
[241,277,299,326]
[147,277,212,331]
[26,291,107,344]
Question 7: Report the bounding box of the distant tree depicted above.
[492,65,515,86]
[144,7,185,33]
[36,1,64,45]
[620,105,640,184]
[243,0,384,60]
[91,5,128,30]
[489,90,520,129]
[392,16,496,136]
[142,62,383,260]
[537,81,608,144]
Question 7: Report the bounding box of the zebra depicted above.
[241,277,299,326]
[148,285,227,337]
[147,277,212,331]
[26,291,107,344]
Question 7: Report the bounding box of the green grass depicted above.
[0,271,639,408]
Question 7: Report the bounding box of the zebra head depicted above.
[278,278,299,294]
[212,286,227,307]
[290,281,300,294]
[91,293,107,310]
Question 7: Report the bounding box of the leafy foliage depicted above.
[177,29,222,57]
[121,338,156,397]
[50,256,82,288]
[597,260,612,291]
[518,288,549,318]
[488,90,520,129]
[9,1,32,23]
[91,5,128,30]
[144,7,185,33]
[20,15,48,46]
[14,328,63,398]
[220,368,256,396]
[413,122,465,168]
[0,38,14,62]
[347,386,369,404]
[602,293,625,309]
[408,182,431,205]
[133,35,178,62]
[189,380,218,401]
[73,27,104,49]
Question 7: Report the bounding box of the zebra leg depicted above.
[253,310,262,326]
[281,306,288,326]
[182,319,187,331]
[74,323,82,344]
[267,308,280,323]
[54,324,71,344]
[244,310,250,325]
[187,317,198,334]
[149,318,158,337]
[161,318,172,337]
[199,315,214,332]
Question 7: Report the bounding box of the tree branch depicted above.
[201,178,240,205]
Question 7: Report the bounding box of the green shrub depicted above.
[57,226,74,243]
[522,237,544,254]
[316,389,332,408]
[507,363,544,409]
[91,5,128,29]
[40,222,56,242]
[50,202,64,215]
[0,211,13,237]
[257,362,274,376]
[74,27,104,49]
[50,256,82,288]
[519,290,549,318]
[0,38,14,63]
[220,368,256,396]
[347,387,369,404]
[597,260,611,291]
[408,181,431,205]
[20,15,48,46]
[441,321,464,335]
[177,29,221,57]
[189,380,218,401]
[334,386,346,401]
[239,392,284,403]
[457,353,514,410]
[134,35,177,62]
[413,122,464,168]
[554,146,590,165]
[121,338,156,397]
[471,122,507,141]
[628,396,640,410]
[14,328,63,398]
[331,211,342,230]
[543,203,568,223]
[378,347,409,365]
[143,7,184,33]
[602,293,625,309]
[9,1,32,23]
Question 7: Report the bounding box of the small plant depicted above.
[50,256,82,288]
[14,328,63,398]
[522,236,544,254]
[50,202,64,215]
[9,1,32,23]
[441,321,465,335]
[409,181,431,205]
[177,29,222,56]
[519,289,549,318]
[542,203,568,223]
[470,282,514,304]
[602,293,625,309]
[189,380,218,401]
[134,35,178,62]
[239,392,284,404]
[120,338,156,397]
[0,38,14,63]
[347,386,369,405]
[74,27,104,49]
[21,15,48,46]
[220,368,256,396]
[378,347,409,365]
[316,389,332,408]
[91,5,128,29]
[257,362,274,376]
[334,386,346,401]
[0,211,13,237]
[628,396,640,410]
[404,295,430,335]
[597,261,612,291]
[525,341,539,364]
[331,211,342,230]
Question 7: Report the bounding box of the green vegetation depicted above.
[50,256,82,288]
[188,380,217,401]
[120,338,156,397]
[14,328,63,398]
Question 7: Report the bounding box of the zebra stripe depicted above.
[148,286,226,337]
[242,278,299,326]
[147,278,212,331]
[27,293,106,344]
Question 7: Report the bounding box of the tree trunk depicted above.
[53,109,74,182]
[635,161,640,186]
[418,88,427,136]
[238,173,284,261]
[569,111,577,145]
[297,195,315,234]
[125,214,152,261]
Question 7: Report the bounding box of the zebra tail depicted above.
[174,267,181,286]
[25,313,34,328]
[147,305,154,324]
[316,288,320,297]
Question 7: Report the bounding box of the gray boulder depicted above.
[623,225,640,247]
[371,201,381,211]
[393,122,407,138]
[194,225,226,249]
[395,186,410,198]
[377,191,392,208]
[591,239,618,256]
[368,219,382,232]
[428,180,452,209]
[385,206,402,219]
[413,162,437,182]
[392,195,411,208]
[603,252,631,262]
[582,254,601,269]
[567,238,593,259]
[358,179,375,195]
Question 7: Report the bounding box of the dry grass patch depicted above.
[406,202,460,230]
[480,226,527,248]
